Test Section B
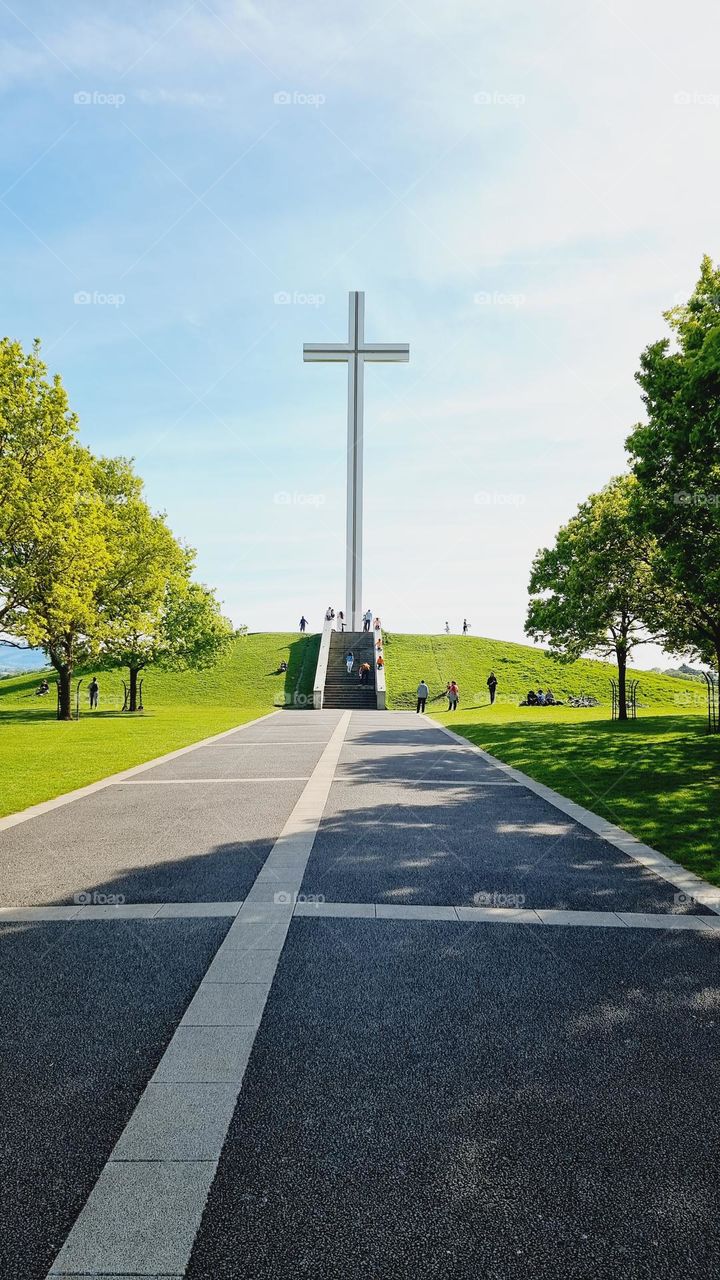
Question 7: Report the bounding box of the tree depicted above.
[0,338,79,635]
[5,443,113,718]
[626,255,720,673]
[99,578,235,710]
[526,475,656,719]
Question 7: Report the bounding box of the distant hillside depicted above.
[650,663,706,683]
[383,633,705,709]
[0,646,47,677]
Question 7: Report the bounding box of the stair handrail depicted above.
[312,614,335,709]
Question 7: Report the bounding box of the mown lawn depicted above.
[0,631,319,817]
[427,702,720,886]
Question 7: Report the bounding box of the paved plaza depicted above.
[2,709,720,1279]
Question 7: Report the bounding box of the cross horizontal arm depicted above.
[359,344,409,362]
[303,344,353,362]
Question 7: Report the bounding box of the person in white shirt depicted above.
[363,608,373,632]
[416,680,429,713]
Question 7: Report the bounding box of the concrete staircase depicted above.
[322,630,378,709]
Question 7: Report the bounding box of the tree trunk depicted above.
[617,647,628,721]
[129,666,139,713]
[57,667,72,721]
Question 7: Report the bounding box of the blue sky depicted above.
[1,1,717,664]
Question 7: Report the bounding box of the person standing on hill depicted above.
[299,616,308,633]
[88,676,99,709]
[444,621,450,634]
[416,680,429,713]
[487,671,497,704]
[463,618,470,635]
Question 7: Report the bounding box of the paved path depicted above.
[2,710,720,1279]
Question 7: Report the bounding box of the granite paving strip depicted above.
[292,900,720,931]
[47,711,351,1280]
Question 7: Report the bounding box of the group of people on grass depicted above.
[522,688,562,706]
[36,675,100,707]
[414,671,498,714]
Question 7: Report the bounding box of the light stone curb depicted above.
[430,717,720,916]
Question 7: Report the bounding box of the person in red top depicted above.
[446,680,459,711]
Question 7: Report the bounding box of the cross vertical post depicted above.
[303,291,409,630]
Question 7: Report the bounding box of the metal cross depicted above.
[303,291,409,630]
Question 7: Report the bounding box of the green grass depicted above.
[382,631,705,709]
[0,631,319,817]
[384,633,718,884]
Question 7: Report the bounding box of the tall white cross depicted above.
[303,291,409,631]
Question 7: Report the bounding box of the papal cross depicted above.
[303,291,409,631]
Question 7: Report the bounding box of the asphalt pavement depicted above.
[2,707,718,1280]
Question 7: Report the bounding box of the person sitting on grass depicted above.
[35,678,50,697]
[544,688,555,705]
[536,689,546,705]
[526,689,538,705]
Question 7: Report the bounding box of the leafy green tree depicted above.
[6,443,113,718]
[526,475,656,719]
[0,338,79,635]
[627,255,720,673]
[100,576,235,712]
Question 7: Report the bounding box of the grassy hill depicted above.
[382,632,705,709]
[0,632,319,817]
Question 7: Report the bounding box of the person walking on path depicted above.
[416,680,429,714]
[88,677,99,710]
[345,650,355,675]
[462,618,470,635]
[363,608,373,632]
[446,680,459,711]
[487,671,498,704]
[299,616,308,633]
